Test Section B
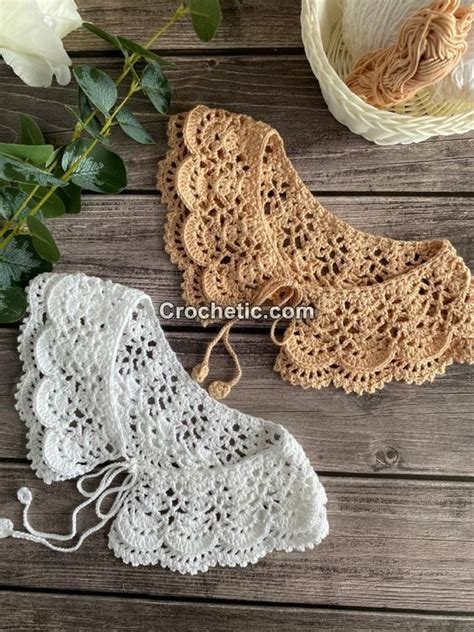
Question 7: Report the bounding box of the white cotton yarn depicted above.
[342,0,474,103]
[3,272,329,573]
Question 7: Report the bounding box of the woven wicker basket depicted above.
[301,0,474,145]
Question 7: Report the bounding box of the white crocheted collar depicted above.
[0,273,328,574]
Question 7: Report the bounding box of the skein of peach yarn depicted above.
[345,0,474,108]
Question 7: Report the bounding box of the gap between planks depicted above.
[1,57,473,193]
[1,589,474,630]
[1,327,473,477]
[0,467,472,611]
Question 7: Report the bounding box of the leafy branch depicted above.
[0,0,222,323]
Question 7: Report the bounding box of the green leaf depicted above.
[78,88,100,125]
[65,105,111,145]
[0,187,27,220]
[19,185,66,219]
[0,233,52,286]
[19,114,44,145]
[82,22,171,65]
[189,0,222,42]
[140,63,171,114]
[0,285,27,323]
[27,216,61,263]
[45,147,62,169]
[76,88,109,140]
[1,183,64,223]
[61,140,127,193]
[40,193,65,219]
[116,107,154,144]
[116,37,170,65]
[56,181,81,214]
[0,154,65,187]
[82,22,121,48]
[73,65,118,116]
[0,143,54,167]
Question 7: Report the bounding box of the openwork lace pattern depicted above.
[158,105,473,396]
[1,273,328,574]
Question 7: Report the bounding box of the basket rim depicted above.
[301,0,474,127]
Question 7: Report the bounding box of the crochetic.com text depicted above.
[158,302,316,322]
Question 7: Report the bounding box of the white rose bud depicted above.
[0,0,82,88]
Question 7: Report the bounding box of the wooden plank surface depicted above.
[1,592,473,631]
[1,58,472,193]
[1,328,473,476]
[0,466,472,610]
[0,0,473,625]
[66,0,303,52]
[43,194,474,311]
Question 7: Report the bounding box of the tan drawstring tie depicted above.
[346,0,474,108]
[192,279,303,400]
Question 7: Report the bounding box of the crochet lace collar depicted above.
[0,273,328,574]
[159,105,473,397]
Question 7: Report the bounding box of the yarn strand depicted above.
[192,280,300,400]
[158,106,474,396]
[0,462,137,552]
[346,0,474,107]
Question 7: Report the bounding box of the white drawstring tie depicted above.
[0,461,137,552]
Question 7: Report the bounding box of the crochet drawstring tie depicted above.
[159,106,473,395]
[0,461,137,551]
[4,272,329,571]
[192,279,303,399]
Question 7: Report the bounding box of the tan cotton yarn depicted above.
[345,0,474,108]
[158,105,473,398]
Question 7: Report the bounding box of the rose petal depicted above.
[37,0,83,39]
[0,0,74,87]
[53,62,71,85]
[0,48,54,88]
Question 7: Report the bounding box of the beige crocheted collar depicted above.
[158,105,472,397]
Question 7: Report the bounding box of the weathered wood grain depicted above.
[0,466,472,610]
[1,327,473,476]
[0,195,471,474]
[67,0,302,52]
[1,592,473,631]
[0,0,472,622]
[1,58,472,192]
[49,194,474,312]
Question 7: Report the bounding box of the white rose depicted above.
[0,0,82,88]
